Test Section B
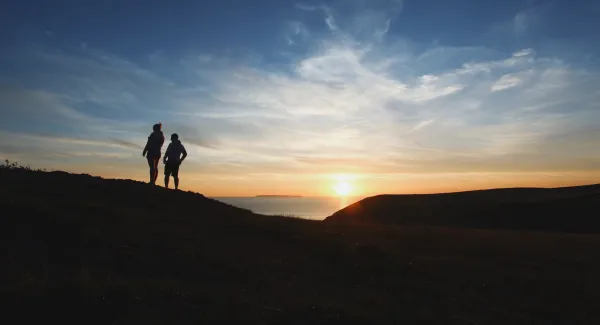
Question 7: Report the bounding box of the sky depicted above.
[1,0,600,197]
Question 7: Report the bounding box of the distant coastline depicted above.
[255,195,304,198]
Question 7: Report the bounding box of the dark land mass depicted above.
[326,185,600,233]
[2,167,599,324]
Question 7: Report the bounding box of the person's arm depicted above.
[163,144,171,164]
[142,137,149,157]
[180,145,187,163]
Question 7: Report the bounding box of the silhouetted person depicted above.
[163,133,187,190]
[142,123,165,185]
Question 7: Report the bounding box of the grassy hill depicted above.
[2,166,600,324]
[326,186,600,233]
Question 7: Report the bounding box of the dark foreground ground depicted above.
[2,167,599,324]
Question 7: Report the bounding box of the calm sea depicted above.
[212,196,363,220]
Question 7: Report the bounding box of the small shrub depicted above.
[1,160,46,172]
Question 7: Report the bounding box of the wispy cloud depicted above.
[491,72,525,92]
[513,48,535,57]
[410,120,435,132]
[284,21,311,45]
[186,41,600,175]
[108,138,143,150]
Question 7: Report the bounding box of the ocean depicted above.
[212,196,363,220]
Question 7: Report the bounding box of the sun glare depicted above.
[334,181,353,197]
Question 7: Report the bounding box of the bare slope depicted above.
[2,168,600,324]
[326,185,600,233]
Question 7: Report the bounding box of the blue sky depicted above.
[1,0,600,196]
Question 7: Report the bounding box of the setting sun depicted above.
[334,181,353,197]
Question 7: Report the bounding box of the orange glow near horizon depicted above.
[31,162,600,197]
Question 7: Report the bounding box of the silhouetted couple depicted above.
[142,123,187,190]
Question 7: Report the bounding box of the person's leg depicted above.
[173,164,180,190]
[147,158,155,184]
[152,157,160,184]
[152,158,160,184]
[164,163,171,188]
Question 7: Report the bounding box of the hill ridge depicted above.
[326,184,600,233]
